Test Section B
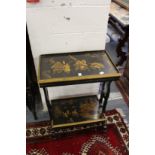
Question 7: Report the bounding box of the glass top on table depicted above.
[38,50,121,86]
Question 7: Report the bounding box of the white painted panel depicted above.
[27,7,109,34]
[27,0,111,8]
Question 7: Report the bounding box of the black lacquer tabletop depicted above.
[38,50,121,86]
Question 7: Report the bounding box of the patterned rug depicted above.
[26,109,129,155]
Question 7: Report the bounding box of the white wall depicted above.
[26,0,111,103]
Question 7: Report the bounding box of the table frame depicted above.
[38,50,121,128]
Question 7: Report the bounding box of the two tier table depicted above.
[38,50,121,135]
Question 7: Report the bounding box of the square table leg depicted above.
[43,87,52,120]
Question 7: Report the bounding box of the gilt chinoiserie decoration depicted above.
[52,96,100,126]
[38,50,120,86]
[38,50,121,134]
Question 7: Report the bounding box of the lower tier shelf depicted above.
[51,95,105,129]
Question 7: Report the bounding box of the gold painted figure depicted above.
[51,61,71,73]
[74,60,88,71]
[90,62,104,70]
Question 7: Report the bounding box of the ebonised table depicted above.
[38,50,121,134]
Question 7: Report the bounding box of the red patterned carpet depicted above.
[26,109,129,155]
